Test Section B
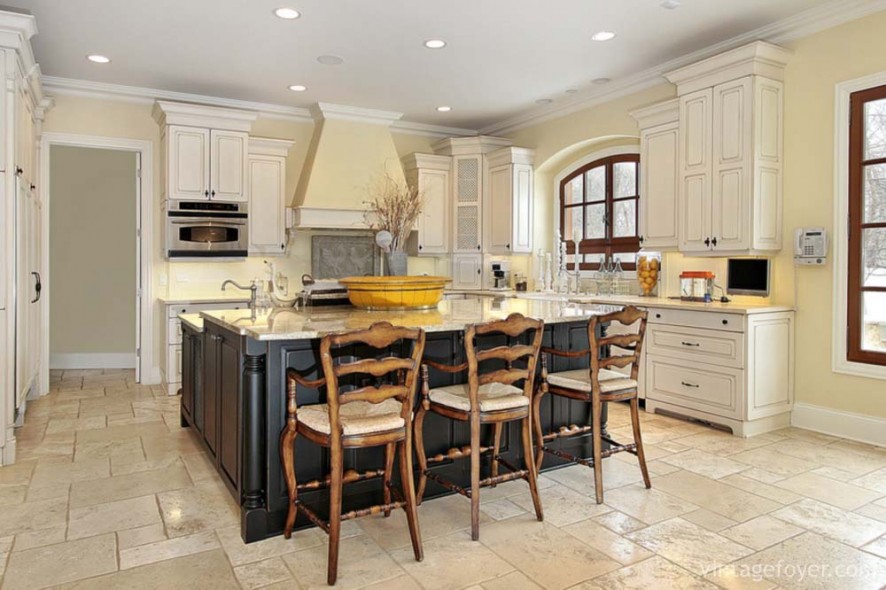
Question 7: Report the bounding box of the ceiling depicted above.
[5,0,838,130]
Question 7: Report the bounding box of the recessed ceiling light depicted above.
[535,98,553,105]
[660,0,681,8]
[436,106,452,112]
[288,84,307,92]
[565,88,579,94]
[274,7,301,19]
[317,54,344,66]
[593,77,611,85]
[424,39,446,49]
[591,31,616,42]
[86,54,111,64]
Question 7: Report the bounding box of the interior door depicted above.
[210,130,248,202]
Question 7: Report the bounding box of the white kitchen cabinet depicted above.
[486,147,534,255]
[153,101,257,202]
[631,100,680,251]
[402,153,451,256]
[210,130,248,202]
[643,306,794,437]
[453,155,483,253]
[165,126,210,200]
[247,138,293,255]
[666,41,790,256]
[451,254,483,290]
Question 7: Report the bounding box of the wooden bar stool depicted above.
[414,312,544,541]
[280,322,425,586]
[533,306,650,504]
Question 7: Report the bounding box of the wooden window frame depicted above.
[848,84,886,366]
[559,154,640,271]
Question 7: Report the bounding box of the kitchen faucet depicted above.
[221,279,258,310]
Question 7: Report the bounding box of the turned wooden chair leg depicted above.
[280,429,298,539]
[327,443,344,586]
[521,415,544,522]
[469,413,481,541]
[491,422,503,485]
[399,438,423,561]
[532,388,546,471]
[382,442,396,517]
[630,397,652,489]
[413,405,429,505]
[591,392,605,505]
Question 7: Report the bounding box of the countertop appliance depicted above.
[727,258,770,297]
[166,200,248,258]
[489,260,511,290]
[298,274,351,307]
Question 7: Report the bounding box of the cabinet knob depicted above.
[639,235,644,244]
[15,167,22,176]
[722,319,728,325]
[655,313,662,319]
[418,245,422,251]
[211,190,216,198]
[476,244,481,251]
[204,190,210,198]
[506,243,510,250]
[477,269,481,275]
[281,243,285,250]
[711,237,718,247]
[704,237,710,247]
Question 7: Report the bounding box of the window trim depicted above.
[833,72,886,380]
[553,146,641,272]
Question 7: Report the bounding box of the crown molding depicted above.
[248,137,294,157]
[480,0,886,136]
[41,75,478,137]
[310,102,403,125]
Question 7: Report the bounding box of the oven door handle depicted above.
[169,219,246,226]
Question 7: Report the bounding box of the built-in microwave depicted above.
[166,200,248,258]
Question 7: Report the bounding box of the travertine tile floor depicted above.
[0,369,884,589]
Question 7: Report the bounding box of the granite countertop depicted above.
[178,313,204,332]
[444,289,792,314]
[159,295,251,305]
[200,298,619,341]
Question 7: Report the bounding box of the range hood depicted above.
[292,103,408,229]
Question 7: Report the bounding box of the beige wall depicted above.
[49,146,137,356]
[503,11,886,419]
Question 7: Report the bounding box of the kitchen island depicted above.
[180,297,616,543]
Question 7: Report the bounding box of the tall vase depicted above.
[385,251,408,276]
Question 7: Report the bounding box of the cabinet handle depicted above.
[31,272,41,303]
[681,341,700,347]
[704,237,710,247]
[681,381,699,388]
[711,237,718,247]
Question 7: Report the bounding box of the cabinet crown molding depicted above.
[630,98,680,130]
[248,137,294,157]
[401,153,451,172]
[486,146,535,168]
[310,102,403,126]
[665,40,793,96]
[152,100,258,132]
[433,135,512,156]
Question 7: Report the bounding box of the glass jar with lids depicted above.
[636,253,661,296]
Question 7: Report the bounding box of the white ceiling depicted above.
[5,0,839,130]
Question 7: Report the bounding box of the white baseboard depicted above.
[50,353,136,370]
[791,402,886,447]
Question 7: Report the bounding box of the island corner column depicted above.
[242,338,268,542]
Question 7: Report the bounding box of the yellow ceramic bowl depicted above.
[338,276,451,310]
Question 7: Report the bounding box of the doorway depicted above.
[40,134,154,390]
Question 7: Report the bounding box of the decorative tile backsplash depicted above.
[311,234,380,279]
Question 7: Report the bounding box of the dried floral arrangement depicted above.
[363,172,422,252]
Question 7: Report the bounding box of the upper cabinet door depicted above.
[210,130,248,202]
[679,88,713,252]
[247,155,286,255]
[487,163,513,254]
[453,156,482,252]
[711,77,752,252]
[168,126,211,200]
[639,122,679,250]
[417,168,450,255]
[511,163,533,253]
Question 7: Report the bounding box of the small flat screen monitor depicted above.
[727,259,770,297]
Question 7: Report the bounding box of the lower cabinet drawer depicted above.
[648,307,743,333]
[645,355,743,420]
[646,324,744,368]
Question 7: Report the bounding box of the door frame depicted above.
[39,133,155,391]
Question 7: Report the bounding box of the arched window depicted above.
[559,154,640,270]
